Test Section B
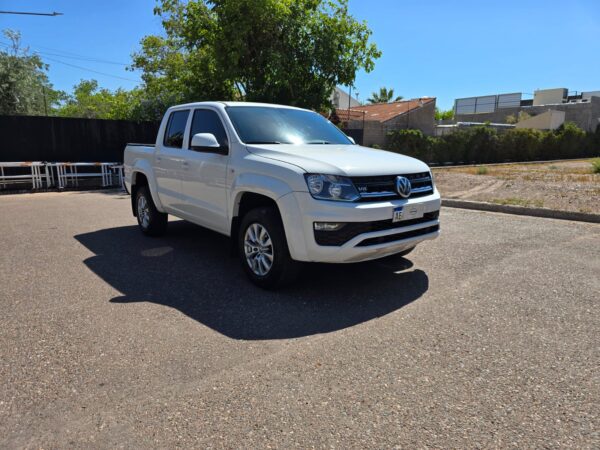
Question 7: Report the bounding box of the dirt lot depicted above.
[1,191,599,448]
[433,159,600,214]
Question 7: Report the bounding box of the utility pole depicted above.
[348,85,352,111]
[0,11,63,16]
[42,86,48,116]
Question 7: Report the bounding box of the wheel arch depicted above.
[130,171,148,217]
[230,191,282,251]
[129,164,164,216]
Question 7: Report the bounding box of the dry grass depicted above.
[435,159,599,183]
[433,159,599,214]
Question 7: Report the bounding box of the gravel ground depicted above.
[1,191,598,449]
[433,159,600,214]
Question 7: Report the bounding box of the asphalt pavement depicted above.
[0,190,598,448]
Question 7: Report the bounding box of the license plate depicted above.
[393,204,424,222]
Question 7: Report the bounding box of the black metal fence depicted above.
[0,115,160,162]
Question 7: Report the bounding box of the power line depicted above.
[42,56,140,83]
[0,42,140,82]
[0,40,129,66]
[34,49,128,66]
[17,41,111,59]
[0,10,63,16]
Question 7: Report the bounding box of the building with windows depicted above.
[453,88,600,131]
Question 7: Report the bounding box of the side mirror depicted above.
[191,133,227,154]
[347,136,356,145]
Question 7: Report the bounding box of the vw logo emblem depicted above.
[395,176,412,198]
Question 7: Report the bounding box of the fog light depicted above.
[314,222,345,231]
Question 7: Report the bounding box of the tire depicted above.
[135,185,168,236]
[238,206,300,289]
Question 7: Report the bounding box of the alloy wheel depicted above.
[137,195,150,228]
[244,223,274,276]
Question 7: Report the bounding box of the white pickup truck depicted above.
[124,102,440,288]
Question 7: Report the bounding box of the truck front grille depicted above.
[314,211,439,246]
[351,172,434,201]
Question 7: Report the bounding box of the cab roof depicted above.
[169,101,308,111]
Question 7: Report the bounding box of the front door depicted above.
[180,108,230,234]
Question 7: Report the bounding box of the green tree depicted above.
[0,29,63,115]
[434,107,453,121]
[57,79,137,119]
[132,0,381,111]
[56,80,167,121]
[367,87,402,104]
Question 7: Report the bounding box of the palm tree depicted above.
[367,87,403,104]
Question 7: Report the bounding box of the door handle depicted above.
[182,161,189,169]
[156,156,162,162]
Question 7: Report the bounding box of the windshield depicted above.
[226,106,352,145]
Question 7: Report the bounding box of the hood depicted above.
[245,144,430,176]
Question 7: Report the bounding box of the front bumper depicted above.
[278,189,441,263]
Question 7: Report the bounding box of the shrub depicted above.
[592,158,600,174]
[465,126,498,163]
[506,111,532,124]
[386,129,432,161]
[499,128,544,161]
[587,124,600,157]
[384,123,596,165]
[476,166,488,175]
[553,122,587,160]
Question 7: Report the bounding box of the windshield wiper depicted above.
[305,140,331,144]
[245,140,284,144]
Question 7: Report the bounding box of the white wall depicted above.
[331,87,360,108]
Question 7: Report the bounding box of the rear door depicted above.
[180,108,230,234]
[154,109,190,213]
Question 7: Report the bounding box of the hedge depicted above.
[386,122,600,164]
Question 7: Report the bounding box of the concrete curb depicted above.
[442,199,600,224]
[430,157,593,169]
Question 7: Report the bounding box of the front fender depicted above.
[229,172,295,218]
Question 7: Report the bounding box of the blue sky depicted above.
[2,0,599,110]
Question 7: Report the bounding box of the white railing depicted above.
[0,162,49,189]
[0,162,124,191]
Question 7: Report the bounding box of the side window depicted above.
[163,110,190,148]
[189,109,229,150]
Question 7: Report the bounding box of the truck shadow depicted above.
[75,220,429,340]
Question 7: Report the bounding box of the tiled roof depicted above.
[336,97,435,123]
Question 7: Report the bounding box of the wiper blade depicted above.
[245,140,284,144]
[305,140,331,144]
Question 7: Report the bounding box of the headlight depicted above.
[304,174,360,202]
